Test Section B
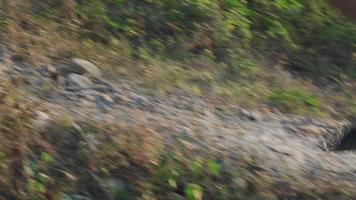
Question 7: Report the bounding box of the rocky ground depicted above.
[2,54,356,199]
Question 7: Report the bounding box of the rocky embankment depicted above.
[2,56,356,199]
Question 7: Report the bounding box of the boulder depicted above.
[62,58,102,78]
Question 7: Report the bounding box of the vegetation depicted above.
[0,79,268,199]
[0,1,356,199]
[0,78,354,199]
[268,89,321,115]
[0,0,355,117]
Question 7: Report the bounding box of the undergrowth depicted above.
[0,78,354,199]
[0,0,355,117]
[0,1,356,199]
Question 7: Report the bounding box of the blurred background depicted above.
[0,0,356,199]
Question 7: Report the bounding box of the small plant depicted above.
[206,159,220,176]
[268,89,321,114]
[184,183,203,200]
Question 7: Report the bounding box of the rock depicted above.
[91,84,111,93]
[172,99,193,110]
[66,73,93,88]
[239,109,262,121]
[47,65,57,74]
[249,111,262,121]
[41,64,57,75]
[60,91,80,101]
[112,93,130,104]
[96,94,115,111]
[40,64,60,81]
[61,58,102,78]
[80,99,96,107]
[98,94,114,103]
[298,125,322,136]
[128,92,150,108]
[81,89,102,101]
[34,111,51,128]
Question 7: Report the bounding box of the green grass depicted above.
[268,89,321,115]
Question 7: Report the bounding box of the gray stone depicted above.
[33,111,51,129]
[66,73,93,88]
[66,58,102,77]
[91,84,111,93]
[112,93,130,104]
[39,65,58,80]
[96,94,115,111]
[81,89,101,101]
[128,92,150,107]
[60,91,80,101]
[239,108,262,121]
[46,65,57,74]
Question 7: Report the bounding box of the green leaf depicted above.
[39,173,51,183]
[184,183,203,200]
[41,152,54,163]
[206,159,220,176]
[24,160,38,176]
[27,179,46,193]
[168,178,177,189]
[191,160,203,177]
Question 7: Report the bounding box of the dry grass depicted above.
[0,80,163,199]
[1,0,356,119]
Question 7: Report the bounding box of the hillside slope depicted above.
[0,0,355,118]
[0,0,356,199]
[0,56,355,199]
